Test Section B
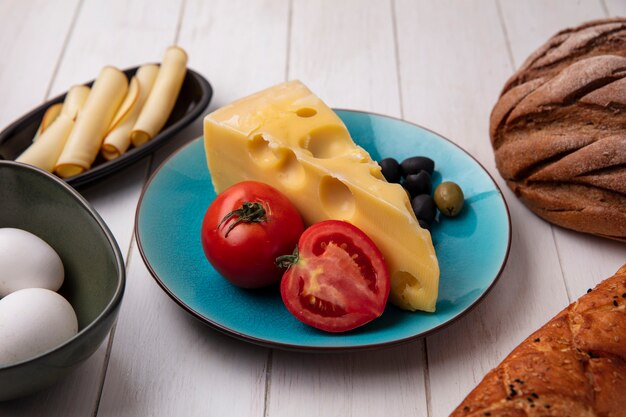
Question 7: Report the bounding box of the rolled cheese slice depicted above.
[17,115,74,172]
[33,103,63,141]
[55,66,128,178]
[33,85,90,142]
[131,46,187,146]
[19,85,92,170]
[102,64,159,160]
[106,77,140,135]
[60,85,90,121]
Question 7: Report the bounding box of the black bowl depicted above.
[0,66,212,188]
[0,161,125,400]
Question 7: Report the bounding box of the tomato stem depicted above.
[219,202,267,237]
[275,245,299,269]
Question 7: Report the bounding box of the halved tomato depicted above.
[278,220,390,332]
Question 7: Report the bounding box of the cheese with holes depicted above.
[203,80,439,312]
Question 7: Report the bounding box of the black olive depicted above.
[401,156,434,176]
[403,170,431,197]
[418,219,431,231]
[411,194,437,224]
[379,158,401,183]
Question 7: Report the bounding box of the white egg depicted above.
[0,288,78,366]
[0,228,64,297]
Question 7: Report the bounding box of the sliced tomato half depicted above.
[278,220,390,332]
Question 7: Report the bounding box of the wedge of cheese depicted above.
[203,80,439,312]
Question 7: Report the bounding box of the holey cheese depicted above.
[204,81,439,312]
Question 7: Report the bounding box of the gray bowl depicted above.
[0,161,125,401]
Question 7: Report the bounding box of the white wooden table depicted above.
[1,1,624,416]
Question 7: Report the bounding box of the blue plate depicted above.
[136,110,511,351]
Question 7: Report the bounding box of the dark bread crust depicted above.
[503,18,626,92]
[490,18,626,241]
[451,265,626,417]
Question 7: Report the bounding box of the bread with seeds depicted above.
[451,264,626,417]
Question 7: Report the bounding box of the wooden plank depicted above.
[2,2,619,417]
[498,1,625,308]
[97,1,290,415]
[0,0,79,128]
[48,0,183,97]
[0,2,113,417]
[179,0,292,111]
[47,0,181,266]
[267,2,428,417]
[49,0,184,259]
[269,346,428,417]
[604,0,626,15]
[149,0,296,171]
[96,249,269,417]
[394,1,571,415]
[288,0,401,116]
[499,0,607,68]
[0,1,183,416]
[47,0,184,262]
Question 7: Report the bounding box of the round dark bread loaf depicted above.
[490,18,626,242]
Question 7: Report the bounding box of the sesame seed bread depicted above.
[451,264,626,417]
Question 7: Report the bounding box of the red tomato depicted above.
[278,220,390,332]
[201,181,304,288]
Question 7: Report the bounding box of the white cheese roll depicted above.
[131,46,187,146]
[19,84,92,170]
[54,66,128,178]
[17,115,74,172]
[60,85,90,120]
[32,103,63,141]
[102,64,159,160]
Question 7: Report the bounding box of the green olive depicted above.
[434,182,464,217]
